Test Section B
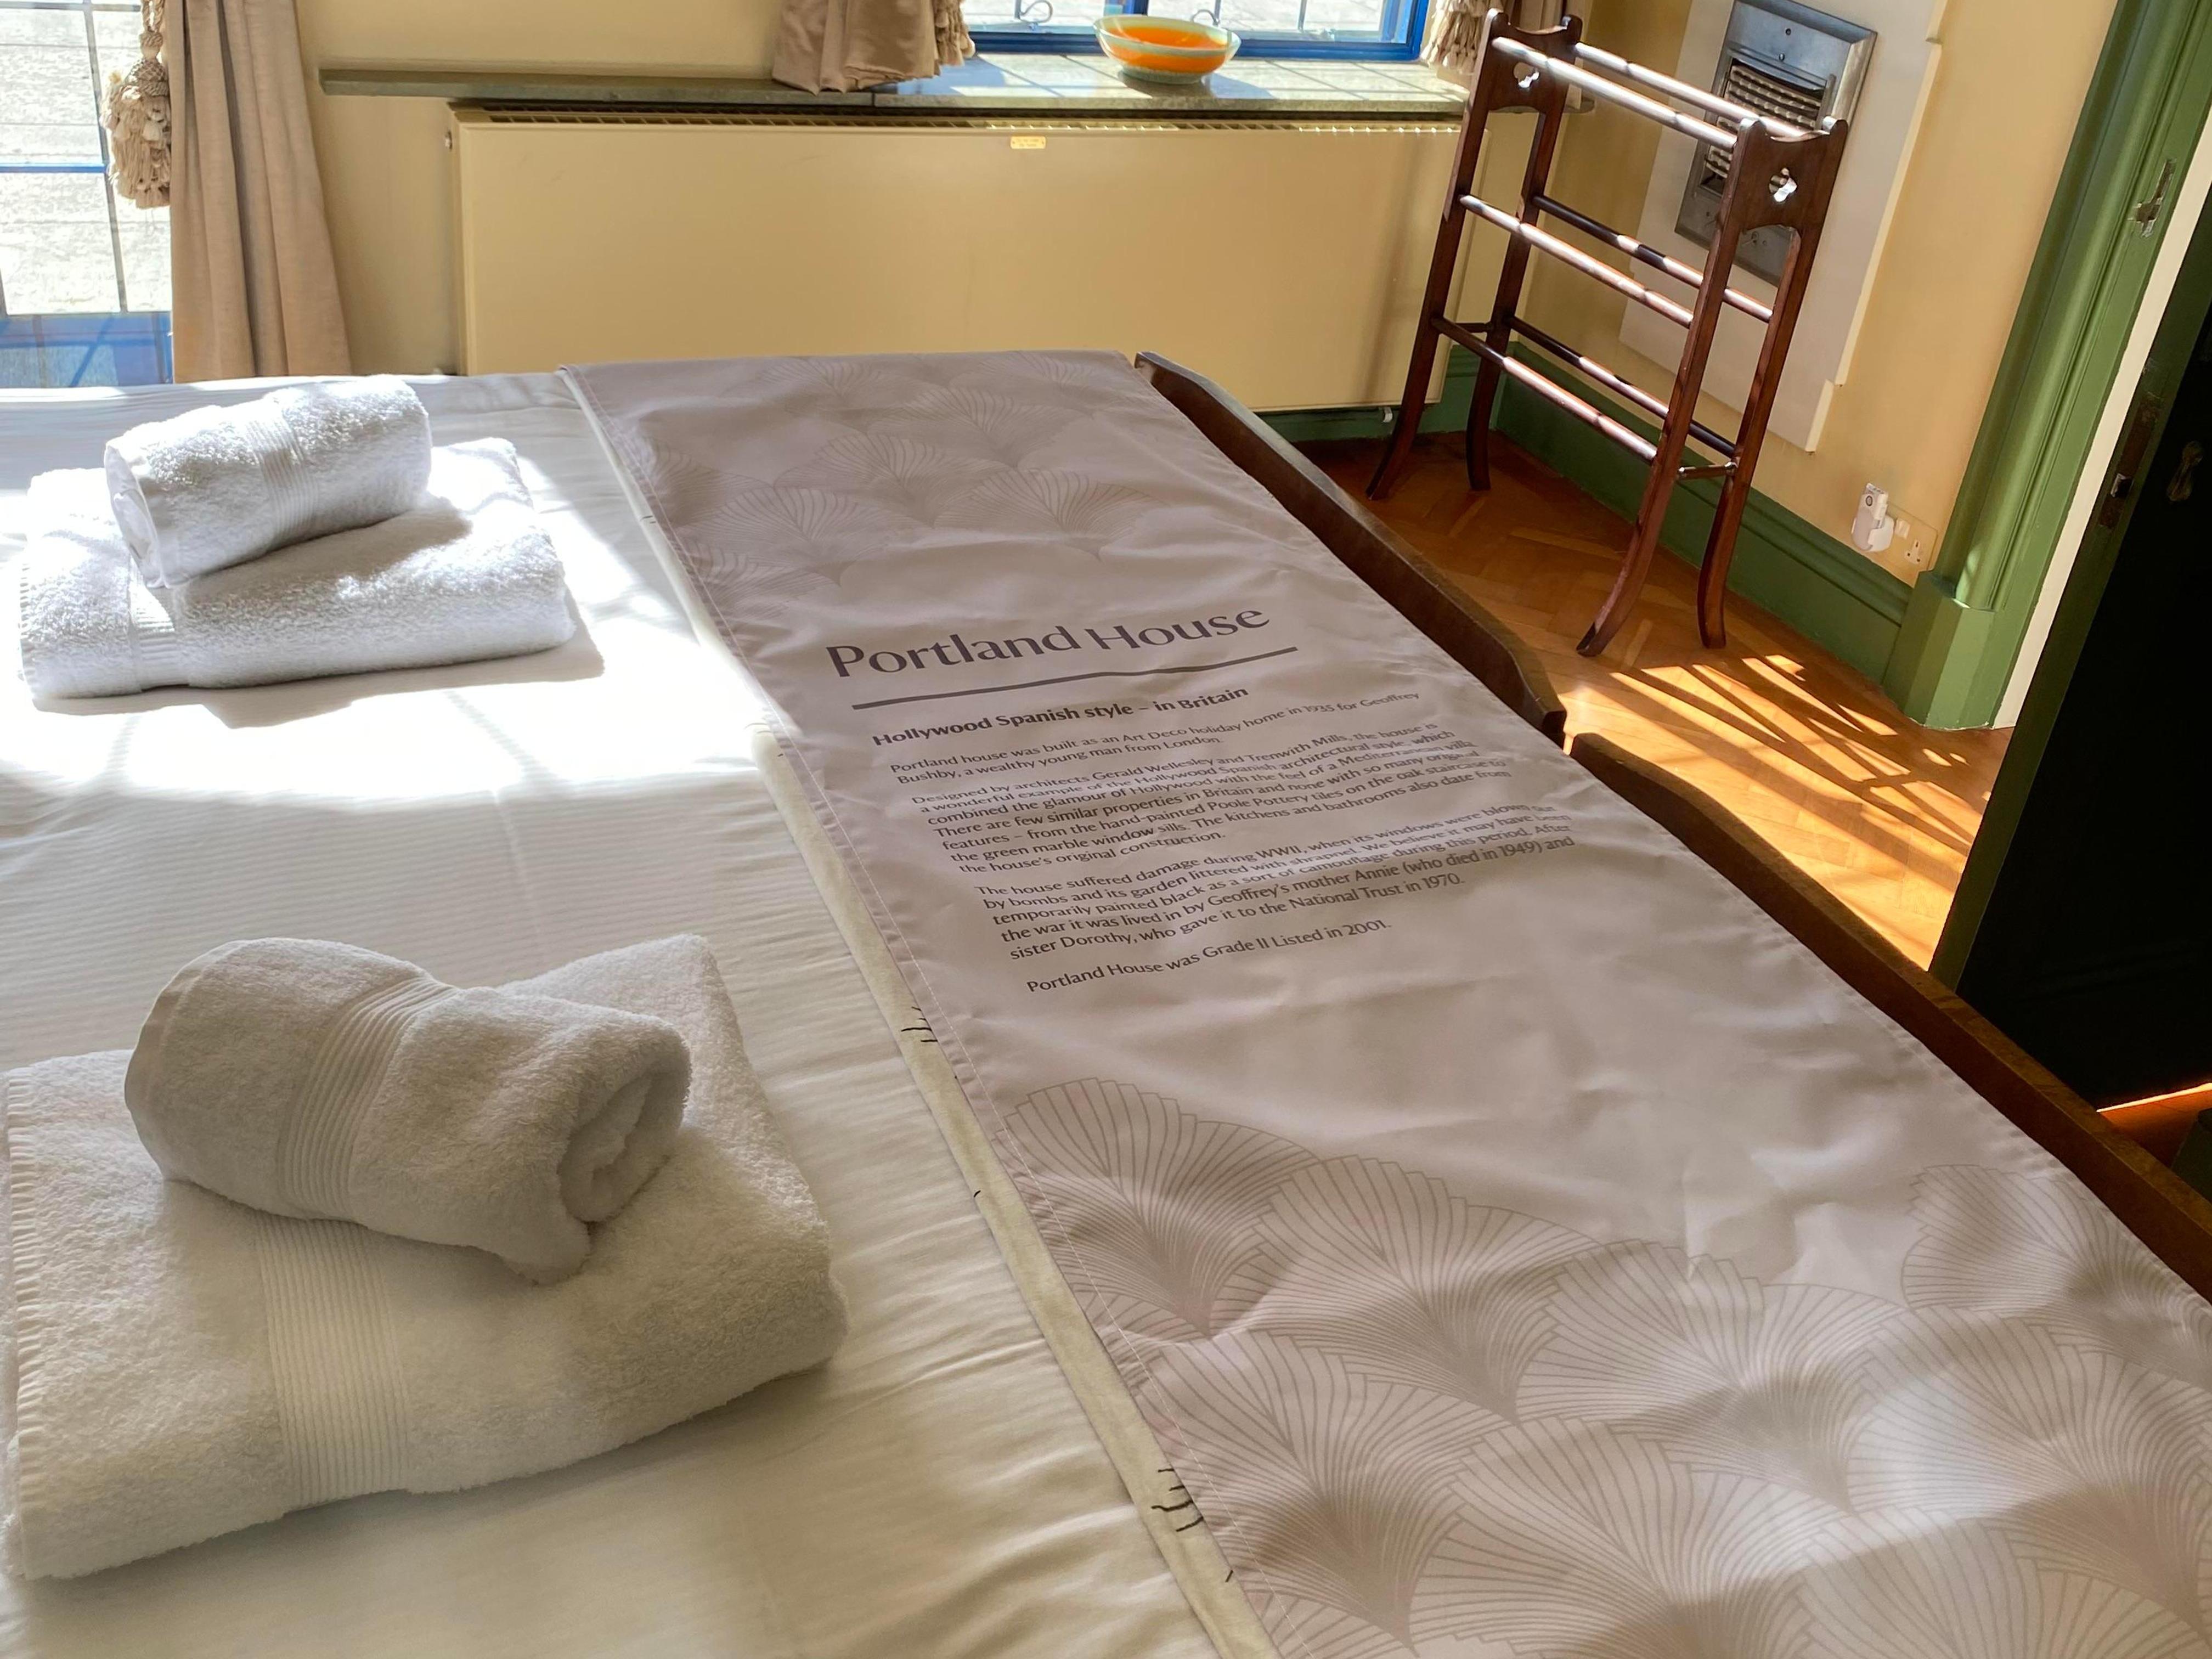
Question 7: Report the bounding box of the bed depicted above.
[7,356,2212,1659]
[0,374,1225,1656]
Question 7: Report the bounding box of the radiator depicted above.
[451,109,1491,411]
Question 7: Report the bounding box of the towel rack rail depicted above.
[1490,36,1740,151]
[1567,39,1810,139]
[1509,316,1736,461]
[1368,10,1848,654]
[1435,318,1662,464]
[1460,193,1696,328]
[1530,194,1773,324]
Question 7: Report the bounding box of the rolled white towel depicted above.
[104,376,433,585]
[3,936,848,1581]
[16,439,575,698]
[126,938,692,1283]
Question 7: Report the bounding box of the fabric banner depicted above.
[573,351,2212,1659]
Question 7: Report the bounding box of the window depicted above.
[968,0,1431,62]
[0,0,171,387]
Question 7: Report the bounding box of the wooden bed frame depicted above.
[1138,354,1568,748]
[1139,351,2212,1300]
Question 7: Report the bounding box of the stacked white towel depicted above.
[2,936,848,1580]
[105,376,433,585]
[17,439,575,698]
[127,939,693,1284]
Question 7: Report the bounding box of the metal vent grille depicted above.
[463,108,1439,137]
[1695,57,1827,189]
[1672,0,1874,284]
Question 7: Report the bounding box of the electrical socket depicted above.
[1852,482,1935,574]
[1894,516,1932,570]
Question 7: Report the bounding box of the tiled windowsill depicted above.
[319,53,1466,121]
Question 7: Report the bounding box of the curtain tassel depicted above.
[1427,2,1565,83]
[104,0,170,209]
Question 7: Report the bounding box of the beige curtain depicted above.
[168,0,349,381]
[774,0,973,93]
[1426,0,1566,84]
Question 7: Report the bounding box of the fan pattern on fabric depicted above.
[1003,1078,2212,1659]
[573,348,2212,1659]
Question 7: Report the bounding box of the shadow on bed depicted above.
[30,613,605,729]
[0,738,1095,1634]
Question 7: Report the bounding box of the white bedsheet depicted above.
[0,376,1218,1657]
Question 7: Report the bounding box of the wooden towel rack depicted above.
[1367,10,1849,656]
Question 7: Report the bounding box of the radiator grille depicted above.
[1696,58,1827,189]
[467,108,1446,136]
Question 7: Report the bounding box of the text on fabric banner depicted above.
[826,611,1272,677]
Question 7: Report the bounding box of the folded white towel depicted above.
[104,376,433,585]
[17,439,575,698]
[126,939,692,1284]
[2,936,847,1581]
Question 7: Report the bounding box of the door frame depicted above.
[1879,0,2212,731]
[1933,153,2212,984]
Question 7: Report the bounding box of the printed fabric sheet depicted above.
[574,350,2212,1659]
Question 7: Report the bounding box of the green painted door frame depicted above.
[1933,149,2212,984]
[1881,0,2212,730]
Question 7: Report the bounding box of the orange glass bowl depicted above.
[1093,15,1241,82]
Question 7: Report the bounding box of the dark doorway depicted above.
[1951,298,2212,1103]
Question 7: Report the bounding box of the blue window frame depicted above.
[969,0,1431,62]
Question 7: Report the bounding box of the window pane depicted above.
[0,11,101,163]
[1286,0,1392,36]
[962,0,1115,33]
[0,170,121,312]
[117,200,167,311]
[1147,0,1331,35]
[92,4,149,69]
[974,0,1412,49]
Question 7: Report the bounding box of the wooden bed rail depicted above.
[1136,352,1568,748]
[1570,733,2212,1300]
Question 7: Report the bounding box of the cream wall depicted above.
[297,0,2118,566]
[1526,0,2120,567]
[295,1,785,374]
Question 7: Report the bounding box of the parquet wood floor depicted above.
[1310,435,2011,968]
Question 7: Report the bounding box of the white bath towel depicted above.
[16,440,575,699]
[104,376,433,585]
[126,939,692,1284]
[1,936,847,1581]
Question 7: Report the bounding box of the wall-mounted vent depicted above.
[1676,0,1874,283]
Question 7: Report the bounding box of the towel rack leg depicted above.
[1462,400,1490,491]
[1579,165,1752,656]
[1465,61,1575,492]
[1369,12,1582,500]
[1368,99,1489,499]
[1695,471,1758,649]
[1691,133,1842,647]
